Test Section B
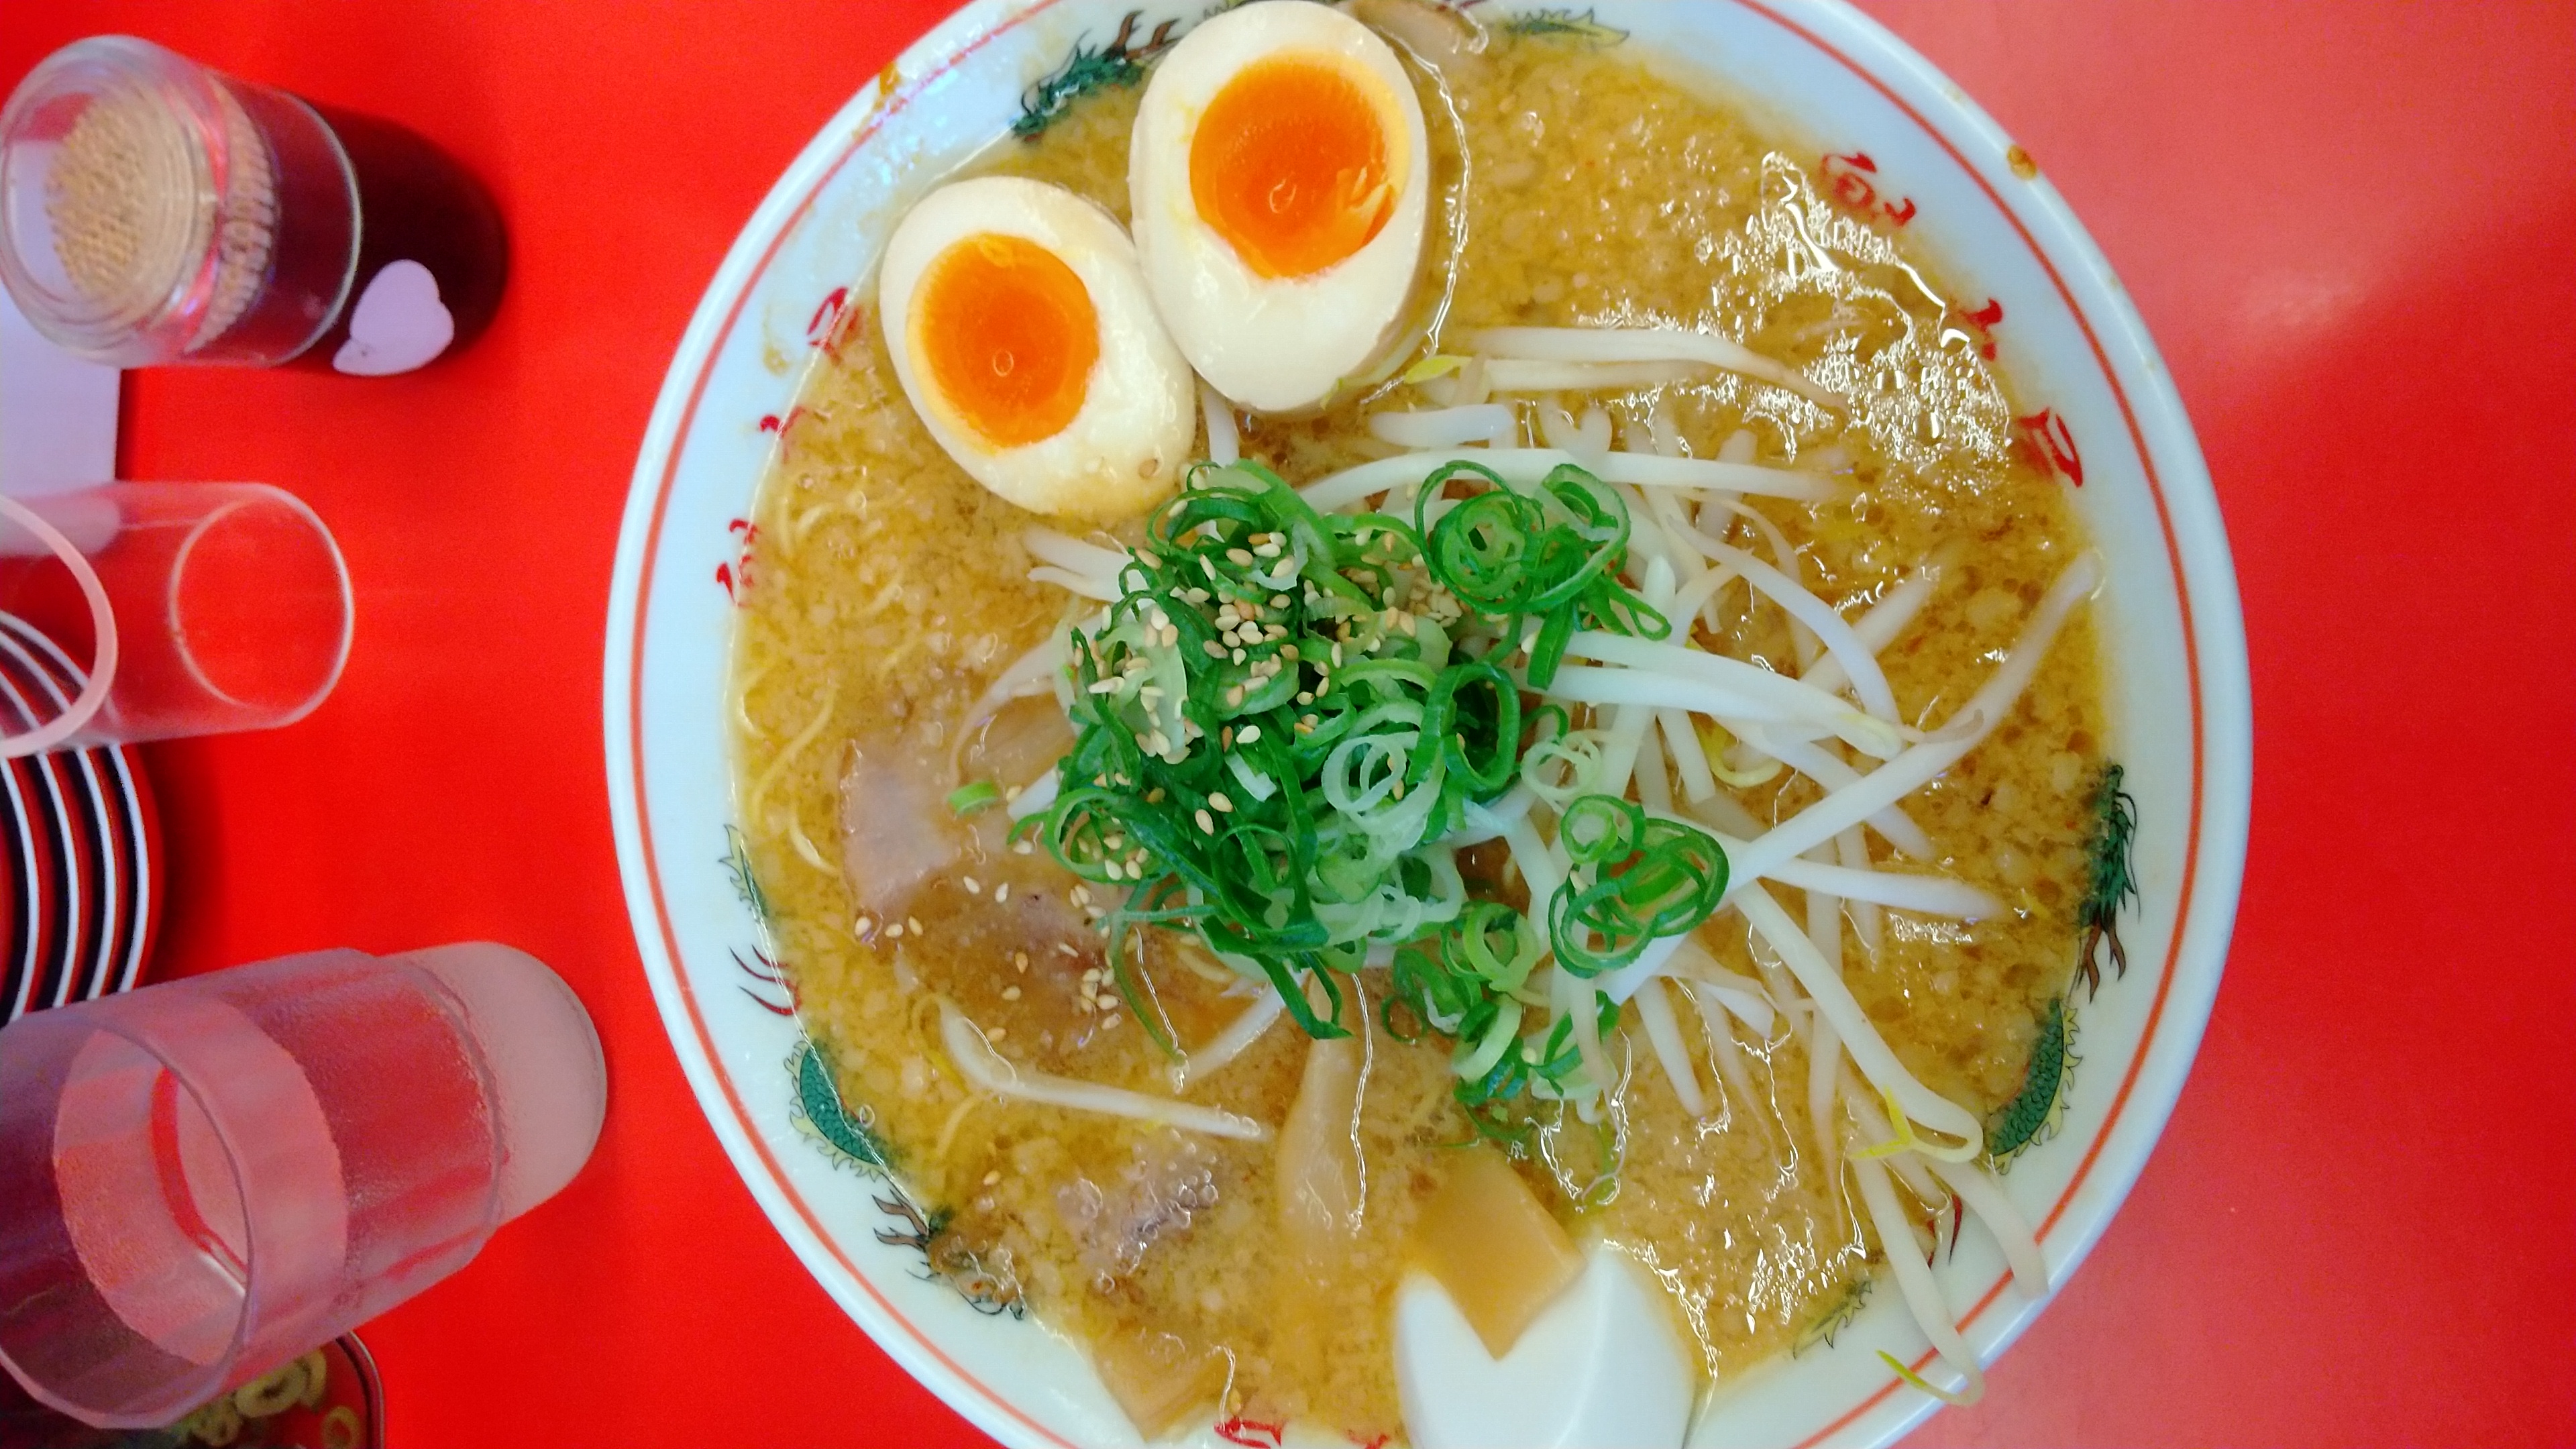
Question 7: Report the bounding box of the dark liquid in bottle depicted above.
[294,106,508,374]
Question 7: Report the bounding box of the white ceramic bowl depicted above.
[604,3,2254,1444]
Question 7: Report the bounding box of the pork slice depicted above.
[839,732,959,917]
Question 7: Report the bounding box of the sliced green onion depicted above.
[946,780,1002,816]
[1037,462,1521,1053]
[1034,458,1733,1154]
[1452,996,1523,1081]
[1414,460,1670,687]
[1548,794,1731,977]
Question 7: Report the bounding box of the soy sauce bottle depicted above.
[298,103,507,374]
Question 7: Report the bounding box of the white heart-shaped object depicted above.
[331,260,455,376]
[1395,1242,1696,1449]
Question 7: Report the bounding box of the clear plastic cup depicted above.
[0,482,352,756]
[0,943,606,1428]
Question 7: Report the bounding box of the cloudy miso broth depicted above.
[731,17,2104,1441]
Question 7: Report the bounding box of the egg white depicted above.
[877,176,1195,521]
[1130,0,1431,414]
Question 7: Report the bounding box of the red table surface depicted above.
[3,2,2571,1444]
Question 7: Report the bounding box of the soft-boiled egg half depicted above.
[1130,0,1430,413]
[878,176,1195,520]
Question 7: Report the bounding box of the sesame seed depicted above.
[884,922,904,939]
[907,917,923,935]
[1014,951,1030,971]
[1238,725,1263,743]
[1002,986,1022,1001]
[1210,792,1234,813]
[1196,808,1216,833]
[1271,594,1291,608]
[1058,942,1080,957]
[1226,547,1254,566]
[1014,839,1034,855]
[853,914,876,935]
[963,876,981,895]
[983,1170,1002,1185]
[1231,647,1246,663]
[994,882,1010,903]
[987,1027,1006,1041]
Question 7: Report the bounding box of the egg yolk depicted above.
[914,233,1099,449]
[1189,54,1396,280]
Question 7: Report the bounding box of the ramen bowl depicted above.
[604,2,2253,1444]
